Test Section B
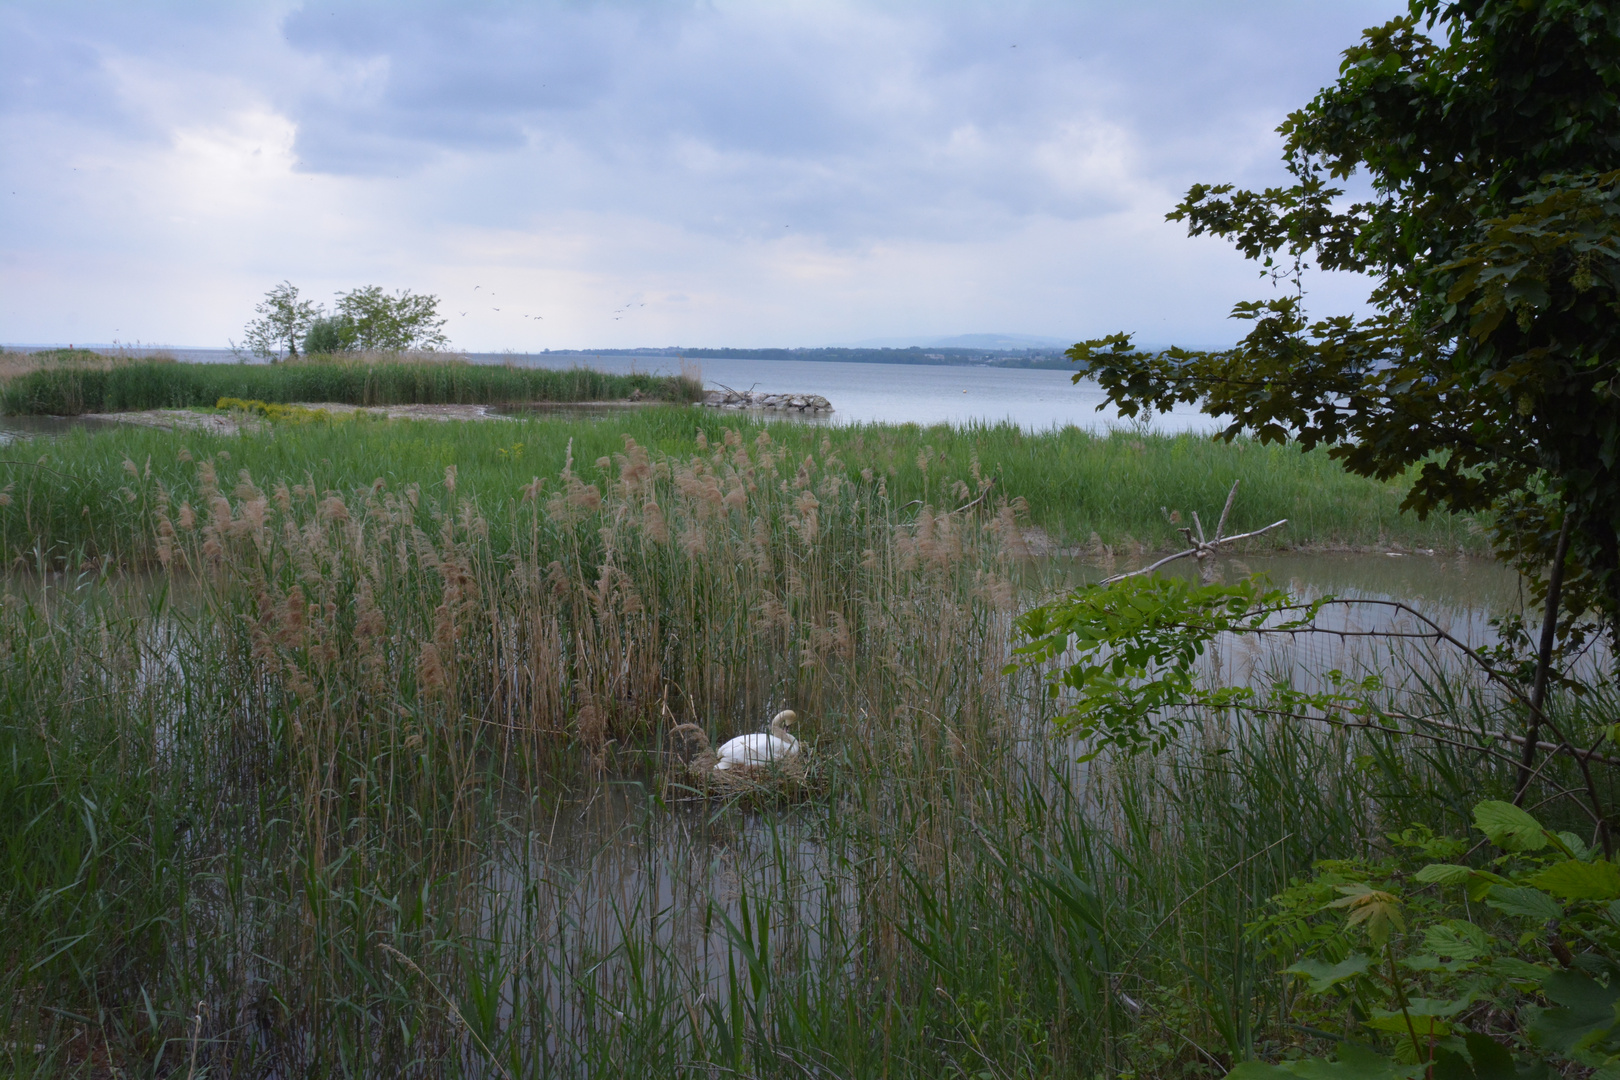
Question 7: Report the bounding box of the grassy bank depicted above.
[0,410,1480,567]
[0,421,1593,1076]
[0,355,702,415]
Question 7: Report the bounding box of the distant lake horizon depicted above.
[532,352,1218,432]
[1,345,1220,433]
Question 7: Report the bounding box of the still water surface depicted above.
[518,353,1216,431]
[0,352,1215,441]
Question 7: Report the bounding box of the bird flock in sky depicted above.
[455,285,656,328]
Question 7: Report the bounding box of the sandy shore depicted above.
[81,402,517,435]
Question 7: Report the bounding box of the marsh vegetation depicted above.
[0,403,1589,1078]
[0,410,1479,570]
[0,351,700,417]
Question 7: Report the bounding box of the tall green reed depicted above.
[0,423,1549,1077]
[0,359,700,416]
[0,412,1481,570]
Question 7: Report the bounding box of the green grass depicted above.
[0,419,1590,1075]
[0,356,701,415]
[0,409,1479,568]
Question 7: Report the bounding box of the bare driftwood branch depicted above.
[1102,481,1286,584]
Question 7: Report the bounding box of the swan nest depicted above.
[667,722,819,799]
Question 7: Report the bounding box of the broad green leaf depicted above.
[1532,859,1620,901]
[1225,1044,1425,1079]
[1401,955,1455,973]
[1466,870,1510,903]
[1488,956,1550,983]
[1474,801,1548,852]
[1290,1044,1426,1079]
[1529,969,1620,1055]
[1329,883,1404,945]
[1485,885,1563,921]
[1559,832,1594,861]
[1453,1031,1549,1080]
[1285,954,1371,993]
[1366,1013,1451,1037]
[1415,863,1472,886]
[1422,921,1490,962]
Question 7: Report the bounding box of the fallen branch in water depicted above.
[1102,480,1286,584]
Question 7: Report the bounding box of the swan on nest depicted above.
[714,710,799,770]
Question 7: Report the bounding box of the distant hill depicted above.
[924,333,1074,350]
[530,345,1076,369]
[838,332,1074,350]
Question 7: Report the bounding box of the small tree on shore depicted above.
[333,286,450,352]
[240,281,321,361]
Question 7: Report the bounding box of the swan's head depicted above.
[771,710,797,729]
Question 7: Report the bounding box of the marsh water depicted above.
[443,546,1539,1061]
[514,353,1218,431]
[1,359,1569,1070]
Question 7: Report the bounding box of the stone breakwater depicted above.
[700,388,833,414]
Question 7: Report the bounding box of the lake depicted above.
[0,349,1217,440]
[512,353,1216,431]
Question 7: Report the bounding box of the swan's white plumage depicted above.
[714,710,800,770]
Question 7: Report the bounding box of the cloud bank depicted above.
[0,1,1406,350]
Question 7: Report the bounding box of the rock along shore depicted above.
[700,388,833,414]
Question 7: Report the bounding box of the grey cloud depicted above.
[0,7,149,133]
[260,1,1404,245]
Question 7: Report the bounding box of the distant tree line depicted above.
[237,282,449,361]
[534,346,1073,369]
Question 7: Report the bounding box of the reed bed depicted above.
[0,411,1480,570]
[0,420,1576,1077]
[0,358,701,416]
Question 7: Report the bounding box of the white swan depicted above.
[714,710,800,770]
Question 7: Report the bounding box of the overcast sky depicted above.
[0,1,1405,351]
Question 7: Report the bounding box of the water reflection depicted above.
[481,779,854,1051]
[0,413,119,444]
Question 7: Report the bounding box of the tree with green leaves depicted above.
[332,286,450,352]
[1072,0,1620,658]
[238,281,321,361]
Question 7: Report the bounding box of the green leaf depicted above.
[1474,801,1549,852]
[1528,969,1620,1056]
[1415,863,1472,886]
[1488,956,1550,983]
[1329,883,1404,945]
[1285,954,1372,993]
[1531,860,1620,901]
[1367,996,1474,1036]
[1422,921,1490,962]
[1226,1044,1425,1078]
[1558,832,1594,861]
[1466,870,1509,903]
[1365,1013,1451,1037]
[1455,1030,1549,1080]
[1485,885,1563,921]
